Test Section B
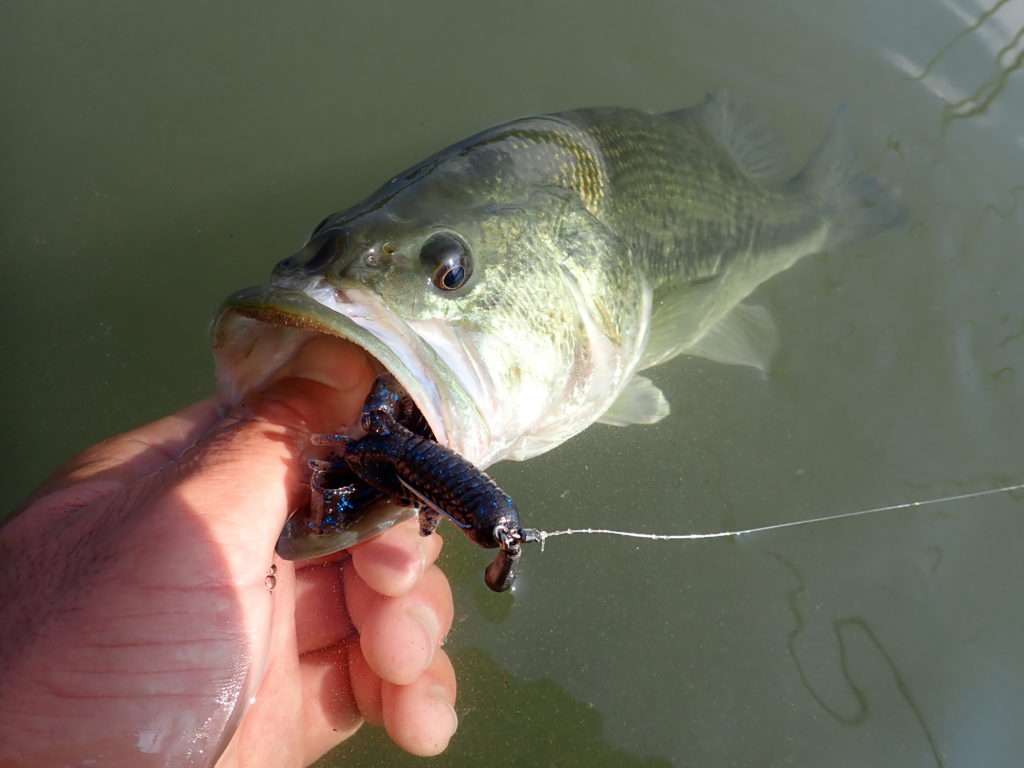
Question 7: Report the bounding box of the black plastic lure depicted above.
[307,376,540,591]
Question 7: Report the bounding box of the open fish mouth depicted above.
[213,277,495,459]
[212,280,450,444]
[211,279,486,556]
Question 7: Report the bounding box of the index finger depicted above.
[350,518,445,597]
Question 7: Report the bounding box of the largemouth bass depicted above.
[213,92,902,547]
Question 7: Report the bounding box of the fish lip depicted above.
[211,281,487,460]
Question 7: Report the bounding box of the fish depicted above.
[212,91,904,551]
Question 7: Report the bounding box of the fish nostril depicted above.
[304,235,341,272]
[275,230,347,275]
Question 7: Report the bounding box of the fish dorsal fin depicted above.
[667,91,791,183]
[598,375,670,427]
[684,302,779,374]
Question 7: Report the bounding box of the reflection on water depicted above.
[916,0,1013,78]
[891,0,1024,125]
[326,648,671,768]
[943,26,1023,124]
[771,554,944,767]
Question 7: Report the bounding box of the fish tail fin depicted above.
[790,108,907,251]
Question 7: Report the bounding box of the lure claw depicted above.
[485,547,519,592]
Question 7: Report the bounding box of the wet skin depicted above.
[0,336,458,766]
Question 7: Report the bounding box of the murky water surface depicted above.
[3,1,1022,765]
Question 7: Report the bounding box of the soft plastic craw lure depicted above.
[303,376,541,591]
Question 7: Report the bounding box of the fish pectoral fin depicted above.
[667,90,791,183]
[684,302,779,375]
[598,375,670,427]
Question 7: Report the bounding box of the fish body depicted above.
[214,93,903,476]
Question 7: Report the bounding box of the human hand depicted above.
[0,337,458,767]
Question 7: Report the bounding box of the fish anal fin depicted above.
[684,302,779,374]
[638,278,721,370]
[598,375,670,427]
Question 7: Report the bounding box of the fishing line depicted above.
[532,481,1024,551]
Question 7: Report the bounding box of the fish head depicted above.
[213,176,596,468]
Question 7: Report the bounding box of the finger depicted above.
[295,559,354,655]
[238,334,376,435]
[344,564,454,686]
[382,650,458,757]
[347,640,384,725]
[350,518,445,597]
[299,642,363,765]
[159,338,377,575]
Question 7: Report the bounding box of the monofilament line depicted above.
[534,481,1024,550]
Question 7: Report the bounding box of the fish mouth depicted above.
[211,278,493,558]
[211,278,488,463]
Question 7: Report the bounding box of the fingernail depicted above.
[391,524,428,588]
[417,537,428,578]
[429,684,458,734]
[406,603,440,665]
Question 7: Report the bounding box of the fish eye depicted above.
[420,232,472,292]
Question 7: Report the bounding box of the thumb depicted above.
[166,336,376,571]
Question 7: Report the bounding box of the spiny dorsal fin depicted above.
[598,375,670,427]
[667,90,791,183]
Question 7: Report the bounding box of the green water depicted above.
[3,1,1023,766]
